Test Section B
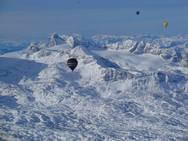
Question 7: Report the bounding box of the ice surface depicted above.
[0,33,188,141]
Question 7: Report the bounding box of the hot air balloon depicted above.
[136,11,140,15]
[163,21,169,29]
[67,58,78,71]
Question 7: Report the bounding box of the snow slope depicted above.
[0,34,188,141]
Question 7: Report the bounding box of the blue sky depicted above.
[0,0,188,41]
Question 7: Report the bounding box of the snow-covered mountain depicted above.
[0,33,188,141]
[0,40,28,55]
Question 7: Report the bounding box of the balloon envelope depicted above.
[136,11,140,15]
[163,21,169,28]
[67,58,78,71]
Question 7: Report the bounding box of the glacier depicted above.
[0,33,188,141]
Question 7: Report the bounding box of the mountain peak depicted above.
[48,33,65,47]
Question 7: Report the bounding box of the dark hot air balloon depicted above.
[67,58,78,71]
[136,11,140,15]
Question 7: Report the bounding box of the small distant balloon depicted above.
[67,58,78,71]
[136,11,140,15]
[163,21,169,29]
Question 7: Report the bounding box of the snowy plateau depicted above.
[0,33,188,141]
